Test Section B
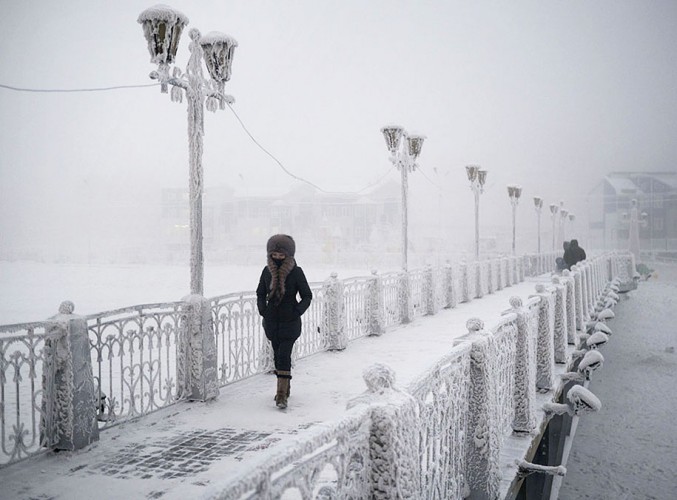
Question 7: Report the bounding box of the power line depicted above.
[0,82,161,93]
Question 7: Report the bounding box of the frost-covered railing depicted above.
[85,303,183,429]
[1,251,632,469]
[0,322,57,467]
[207,251,629,499]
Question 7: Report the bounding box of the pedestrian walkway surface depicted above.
[0,277,548,500]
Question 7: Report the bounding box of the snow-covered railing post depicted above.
[571,265,584,332]
[322,273,347,350]
[503,256,512,287]
[562,270,577,344]
[511,256,519,284]
[178,295,219,401]
[486,259,495,294]
[367,270,385,336]
[463,318,501,500]
[495,258,504,291]
[504,297,537,433]
[475,261,484,299]
[424,265,436,315]
[580,263,591,323]
[550,276,568,364]
[444,262,457,309]
[460,261,470,303]
[40,301,99,452]
[529,285,555,392]
[398,271,412,324]
[347,364,421,499]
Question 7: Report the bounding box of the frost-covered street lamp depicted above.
[138,5,237,295]
[507,185,522,255]
[381,125,425,271]
[466,165,488,260]
[559,206,569,248]
[549,203,559,251]
[622,199,648,262]
[533,196,544,253]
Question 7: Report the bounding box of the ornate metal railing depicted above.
[343,277,371,341]
[0,322,57,467]
[381,272,402,328]
[85,302,183,429]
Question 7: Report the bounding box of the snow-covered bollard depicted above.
[346,364,420,499]
[367,270,385,336]
[464,318,501,500]
[551,277,568,364]
[322,273,347,350]
[178,295,220,401]
[571,266,585,332]
[40,301,100,451]
[543,384,602,416]
[529,285,555,392]
[504,297,537,433]
[444,262,457,309]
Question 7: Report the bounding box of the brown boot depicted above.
[275,371,291,409]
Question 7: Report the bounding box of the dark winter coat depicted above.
[563,239,586,269]
[256,260,312,340]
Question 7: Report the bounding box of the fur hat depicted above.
[266,234,296,257]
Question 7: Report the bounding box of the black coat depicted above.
[256,264,312,339]
[563,241,586,269]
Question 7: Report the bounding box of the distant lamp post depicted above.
[381,125,425,271]
[549,203,559,251]
[507,185,522,255]
[568,213,576,238]
[466,165,488,260]
[138,5,237,295]
[623,199,648,262]
[533,196,544,253]
[559,207,569,247]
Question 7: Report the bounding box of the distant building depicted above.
[587,171,677,254]
[159,181,402,263]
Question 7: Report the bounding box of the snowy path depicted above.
[559,262,677,499]
[0,275,546,500]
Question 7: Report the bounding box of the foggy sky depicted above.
[1,0,676,259]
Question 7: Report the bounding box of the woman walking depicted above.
[256,234,313,409]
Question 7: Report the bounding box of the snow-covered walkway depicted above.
[0,275,548,500]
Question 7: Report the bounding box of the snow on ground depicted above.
[559,261,677,499]
[0,260,374,324]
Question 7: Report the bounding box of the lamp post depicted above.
[138,5,237,295]
[559,207,569,247]
[466,165,488,260]
[381,125,425,271]
[549,203,559,251]
[622,199,648,262]
[533,196,543,253]
[507,185,522,255]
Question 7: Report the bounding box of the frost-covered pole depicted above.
[533,196,543,254]
[624,198,648,263]
[559,204,569,250]
[380,126,425,273]
[138,6,237,295]
[549,203,559,251]
[507,185,522,255]
[466,166,487,260]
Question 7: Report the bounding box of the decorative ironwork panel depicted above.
[343,277,372,341]
[489,316,518,437]
[433,266,448,311]
[293,282,327,359]
[211,406,372,499]
[409,345,472,499]
[0,322,57,467]
[409,269,426,318]
[381,272,402,328]
[86,303,183,428]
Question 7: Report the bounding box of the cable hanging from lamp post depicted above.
[138,5,237,296]
[381,125,425,272]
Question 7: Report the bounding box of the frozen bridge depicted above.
[0,251,638,499]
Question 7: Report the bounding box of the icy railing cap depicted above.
[137,4,189,25]
[579,350,604,372]
[363,363,395,393]
[586,331,609,348]
[58,300,75,314]
[509,296,523,309]
[466,317,485,333]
